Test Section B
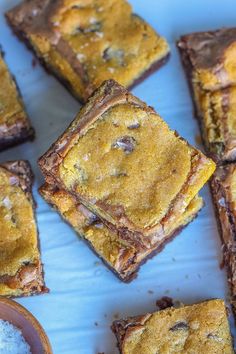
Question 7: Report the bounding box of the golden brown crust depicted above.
[211,164,236,319]
[0,49,34,150]
[39,183,203,281]
[0,160,48,297]
[38,80,215,248]
[6,0,170,103]
[112,300,234,354]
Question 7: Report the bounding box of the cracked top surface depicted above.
[113,300,233,354]
[0,52,27,127]
[0,163,39,277]
[39,81,215,234]
[6,0,169,101]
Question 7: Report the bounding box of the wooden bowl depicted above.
[0,297,52,354]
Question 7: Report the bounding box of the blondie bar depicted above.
[0,49,34,150]
[6,0,170,103]
[112,299,234,354]
[38,80,215,250]
[0,160,48,297]
[177,28,236,162]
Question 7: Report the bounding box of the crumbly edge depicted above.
[5,1,170,104]
[0,160,48,297]
[210,165,236,321]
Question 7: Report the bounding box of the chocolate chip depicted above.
[112,136,136,154]
[76,22,102,34]
[169,322,189,331]
[103,47,124,66]
[22,261,30,266]
[87,214,100,226]
[128,122,140,129]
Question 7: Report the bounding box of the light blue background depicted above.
[0,0,236,353]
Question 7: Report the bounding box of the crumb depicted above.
[94,322,98,326]
[94,261,101,267]
[195,134,202,145]
[31,58,37,68]
[113,312,119,319]
[148,290,154,294]
[156,296,173,310]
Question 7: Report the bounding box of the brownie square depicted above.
[0,160,48,297]
[6,0,170,103]
[211,164,236,318]
[0,50,34,151]
[38,80,215,250]
[40,183,203,282]
[112,300,234,354]
[177,28,236,162]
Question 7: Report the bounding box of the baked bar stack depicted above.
[112,299,234,354]
[177,28,236,163]
[38,79,215,281]
[177,28,236,319]
[0,49,34,150]
[6,0,170,103]
[0,160,48,297]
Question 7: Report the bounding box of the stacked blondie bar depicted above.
[0,0,235,352]
[178,28,236,319]
[37,79,215,281]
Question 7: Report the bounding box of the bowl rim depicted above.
[0,297,52,354]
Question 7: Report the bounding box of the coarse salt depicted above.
[0,319,31,354]
[2,196,12,209]
[108,67,115,73]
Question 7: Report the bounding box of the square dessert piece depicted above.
[0,49,34,150]
[0,160,48,297]
[211,164,236,318]
[6,0,170,103]
[40,183,203,281]
[177,28,236,162]
[38,80,215,250]
[112,299,234,354]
